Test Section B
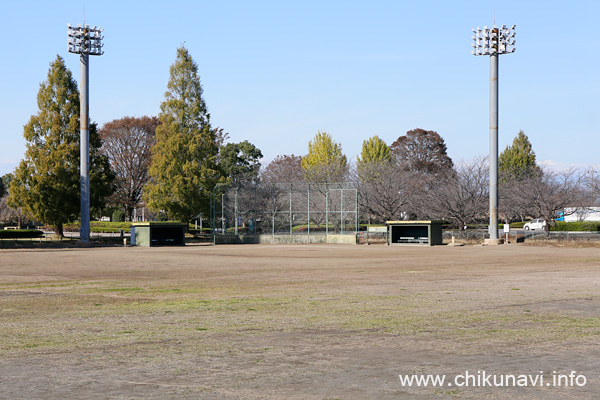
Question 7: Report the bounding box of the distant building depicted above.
[563,207,600,222]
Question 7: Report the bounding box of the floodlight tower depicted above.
[67,23,104,242]
[472,24,515,241]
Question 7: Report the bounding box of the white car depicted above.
[523,219,546,231]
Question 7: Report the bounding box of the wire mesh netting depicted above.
[211,183,358,236]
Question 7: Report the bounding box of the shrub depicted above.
[226,227,249,234]
[550,221,600,232]
[0,229,44,239]
[112,209,125,222]
[294,226,327,233]
[509,221,527,229]
[157,212,169,221]
[189,228,212,236]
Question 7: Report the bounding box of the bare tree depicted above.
[499,172,530,223]
[515,167,587,230]
[0,196,22,226]
[355,160,418,223]
[424,156,489,229]
[260,155,305,185]
[584,165,600,205]
[99,116,159,221]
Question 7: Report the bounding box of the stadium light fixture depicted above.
[67,23,104,242]
[472,23,516,242]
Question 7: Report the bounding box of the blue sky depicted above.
[1,0,598,176]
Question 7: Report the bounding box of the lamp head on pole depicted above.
[67,24,104,56]
[472,24,515,56]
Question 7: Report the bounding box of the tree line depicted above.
[1,47,598,235]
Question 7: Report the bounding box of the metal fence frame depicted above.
[210,182,359,237]
[442,229,600,243]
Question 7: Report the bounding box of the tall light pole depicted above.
[472,24,515,242]
[68,23,104,242]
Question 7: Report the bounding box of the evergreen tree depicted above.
[144,46,221,221]
[499,130,539,181]
[219,140,263,186]
[8,56,113,237]
[301,131,348,183]
[357,135,391,164]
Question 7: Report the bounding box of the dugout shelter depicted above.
[386,220,443,246]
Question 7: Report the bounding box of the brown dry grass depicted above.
[1,243,600,399]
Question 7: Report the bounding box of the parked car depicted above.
[523,219,546,231]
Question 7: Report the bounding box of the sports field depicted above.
[1,243,599,399]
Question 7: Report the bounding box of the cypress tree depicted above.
[8,56,113,237]
[499,130,539,181]
[144,46,220,221]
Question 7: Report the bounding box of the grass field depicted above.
[1,244,599,399]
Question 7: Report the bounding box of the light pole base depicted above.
[484,238,504,246]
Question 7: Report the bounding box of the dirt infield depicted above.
[1,243,600,399]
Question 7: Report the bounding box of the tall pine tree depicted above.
[144,46,220,221]
[8,56,113,237]
[499,130,539,181]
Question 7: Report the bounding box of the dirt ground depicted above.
[1,243,600,399]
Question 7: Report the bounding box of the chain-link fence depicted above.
[443,229,600,244]
[355,231,387,245]
[210,183,358,237]
[521,230,600,242]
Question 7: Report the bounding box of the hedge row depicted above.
[90,222,132,229]
[188,228,211,236]
[0,229,44,239]
[550,221,600,232]
[294,226,328,232]
[56,222,132,233]
[509,221,527,229]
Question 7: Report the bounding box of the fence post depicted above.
[355,188,358,234]
[307,184,310,239]
[221,193,226,234]
[325,184,329,241]
[234,188,239,235]
[341,188,344,234]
